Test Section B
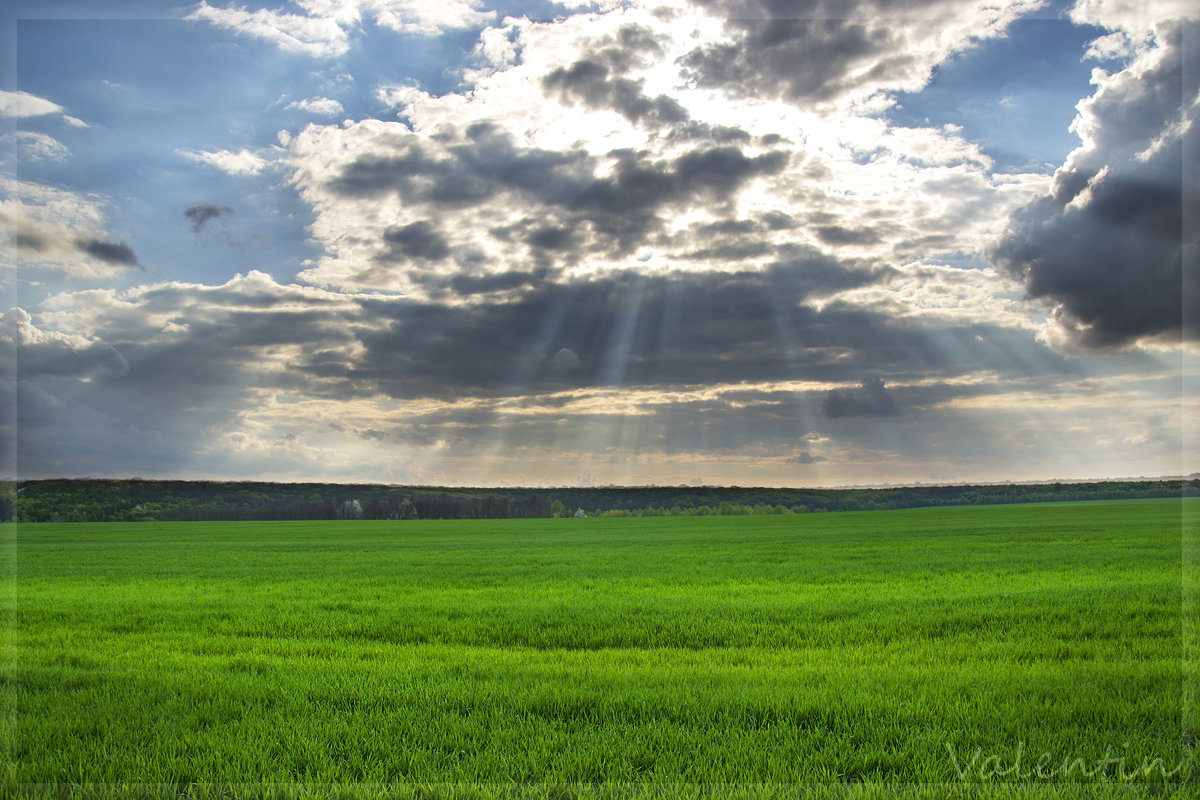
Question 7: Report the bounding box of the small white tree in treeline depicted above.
[396,498,418,520]
[337,499,363,520]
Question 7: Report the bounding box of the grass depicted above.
[4,499,1196,798]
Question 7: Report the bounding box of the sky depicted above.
[1,0,1196,488]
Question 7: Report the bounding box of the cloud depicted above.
[368,0,495,35]
[0,89,64,118]
[679,0,1045,109]
[822,377,899,418]
[28,265,1050,413]
[815,224,881,246]
[322,122,596,205]
[550,347,582,369]
[187,0,495,58]
[0,308,127,379]
[541,24,694,132]
[990,18,1199,348]
[298,117,801,292]
[7,0,1193,485]
[1069,0,1197,40]
[31,272,364,430]
[186,2,351,57]
[285,96,345,116]
[315,265,1060,402]
[16,263,1181,485]
[179,147,270,175]
[0,90,88,131]
[12,131,70,163]
[378,220,451,262]
[12,272,384,479]
[544,57,689,129]
[75,239,142,268]
[2,179,141,277]
[279,0,1049,302]
[185,203,234,233]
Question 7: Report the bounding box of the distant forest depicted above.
[4,477,1197,523]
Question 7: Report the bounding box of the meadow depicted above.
[5,499,1196,799]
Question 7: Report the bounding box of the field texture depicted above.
[5,500,1196,798]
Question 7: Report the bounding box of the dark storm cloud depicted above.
[816,225,881,246]
[329,124,789,261]
[379,221,451,262]
[13,258,1090,478]
[821,377,898,418]
[10,341,128,379]
[446,267,552,297]
[679,0,951,104]
[676,211,778,260]
[789,451,827,464]
[4,291,294,476]
[992,174,1196,347]
[990,20,1200,348]
[686,239,774,261]
[75,238,142,268]
[593,22,668,70]
[286,257,1063,403]
[327,123,594,206]
[10,367,248,479]
[567,146,789,253]
[670,146,790,196]
[21,260,1071,421]
[524,225,577,252]
[184,203,233,233]
[666,123,754,144]
[692,219,760,237]
[38,279,364,435]
[541,22,744,136]
[179,308,360,349]
[327,148,431,198]
[760,210,797,230]
[680,20,895,103]
[543,58,690,129]
[15,231,51,253]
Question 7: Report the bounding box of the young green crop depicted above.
[5,499,1196,799]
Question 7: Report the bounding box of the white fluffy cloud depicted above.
[178,147,272,175]
[0,89,88,129]
[12,131,70,163]
[365,0,494,35]
[187,0,495,57]
[1070,0,1197,36]
[186,2,351,57]
[285,96,345,116]
[0,90,64,118]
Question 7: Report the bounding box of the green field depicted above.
[5,500,1197,798]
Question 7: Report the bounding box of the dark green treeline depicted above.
[5,477,1196,523]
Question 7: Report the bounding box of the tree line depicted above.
[5,477,1196,523]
